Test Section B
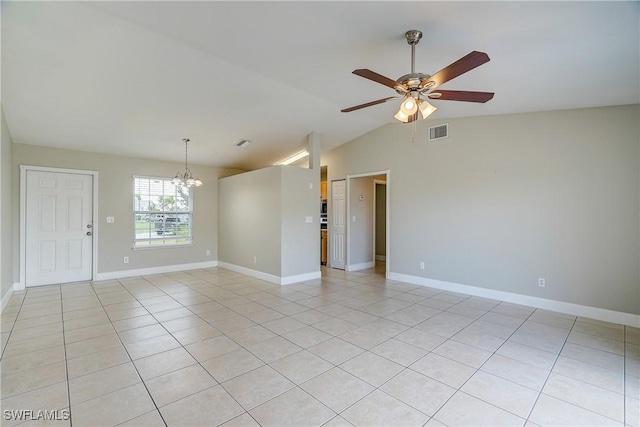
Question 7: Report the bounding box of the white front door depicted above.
[331,180,345,269]
[25,170,93,286]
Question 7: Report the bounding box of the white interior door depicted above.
[25,170,93,286]
[331,180,345,269]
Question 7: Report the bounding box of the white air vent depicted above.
[428,123,448,141]
[236,139,252,147]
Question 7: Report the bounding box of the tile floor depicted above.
[1,264,638,426]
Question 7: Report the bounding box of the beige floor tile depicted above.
[481,354,551,391]
[270,350,333,384]
[321,415,354,427]
[65,333,123,359]
[281,325,333,348]
[308,337,364,365]
[626,396,639,427]
[62,307,106,322]
[67,346,132,379]
[340,351,404,387]
[529,394,622,426]
[133,346,197,380]
[495,341,558,370]
[219,413,260,427]
[117,410,166,426]
[1,361,67,398]
[124,333,181,360]
[222,365,294,410]
[246,336,302,363]
[4,332,64,358]
[381,369,456,416]
[64,323,115,344]
[433,339,493,368]
[13,314,63,330]
[71,383,155,427]
[568,330,625,355]
[152,307,193,322]
[433,391,525,426]
[7,322,63,342]
[262,317,307,335]
[1,345,66,373]
[370,338,428,367]
[63,314,110,332]
[227,325,277,347]
[250,387,336,426]
[111,314,158,332]
[300,367,374,413]
[160,385,244,426]
[572,320,625,341]
[341,389,430,427]
[336,310,379,326]
[338,327,391,349]
[461,370,538,418]
[160,314,207,333]
[410,352,476,388]
[543,372,625,422]
[107,307,150,322]
[201,348,265,382]
[451,329,506,352]
[627,374,640,399]
[171,324,222,345]
[560,342,625,372]
[553,356,624,394]
[145,364,217,407]
[117,323,167,344]
[185,334,240,361]
[69,362,141,404]
[394,328,447,351]
[0,382,69,427]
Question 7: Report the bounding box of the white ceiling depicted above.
[2,1,639,170]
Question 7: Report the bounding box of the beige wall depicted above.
[218,165,320,280]
[281,166,320,277]
[218,166,283,276]
[11,143,242,284]
[1,110,14,299]
[324,105,640,315]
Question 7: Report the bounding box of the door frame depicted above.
[345,169,390,277]
[19,165,99,289]
[372,179,387,264]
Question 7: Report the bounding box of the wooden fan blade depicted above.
[341,96,398,113]
[421,51,490,90]
[353,69,405,91]
[428,90,494,103]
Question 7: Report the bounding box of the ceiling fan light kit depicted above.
[341,30,494,123]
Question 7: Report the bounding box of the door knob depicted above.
[86,231,92,236]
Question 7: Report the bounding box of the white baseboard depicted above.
[217,262,321,286]
[375,255,386,262]
[346,261,375,272]
[1,284,15,313]
[94,261,219,281]
[388,272,640,328]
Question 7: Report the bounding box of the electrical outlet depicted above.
[253,256,257,263]
[205,249,211,256]
[420,261,425,270]
[123,256,129,264]
[538,278,546,287]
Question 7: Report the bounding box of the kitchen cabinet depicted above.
[321,230,327,265]
[320,181,327,200]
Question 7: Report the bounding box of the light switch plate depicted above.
[305,216,313,223]
[106,216,115,223]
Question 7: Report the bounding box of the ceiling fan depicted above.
[341,30,494,123]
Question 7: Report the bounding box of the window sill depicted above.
[132,243,194,251]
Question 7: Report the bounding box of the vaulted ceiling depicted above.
[2,1,639,170]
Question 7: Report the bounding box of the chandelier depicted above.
[172,138,203,188]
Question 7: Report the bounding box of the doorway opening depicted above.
[345,170,390,278]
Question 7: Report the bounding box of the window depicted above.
[133,176,193,247]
